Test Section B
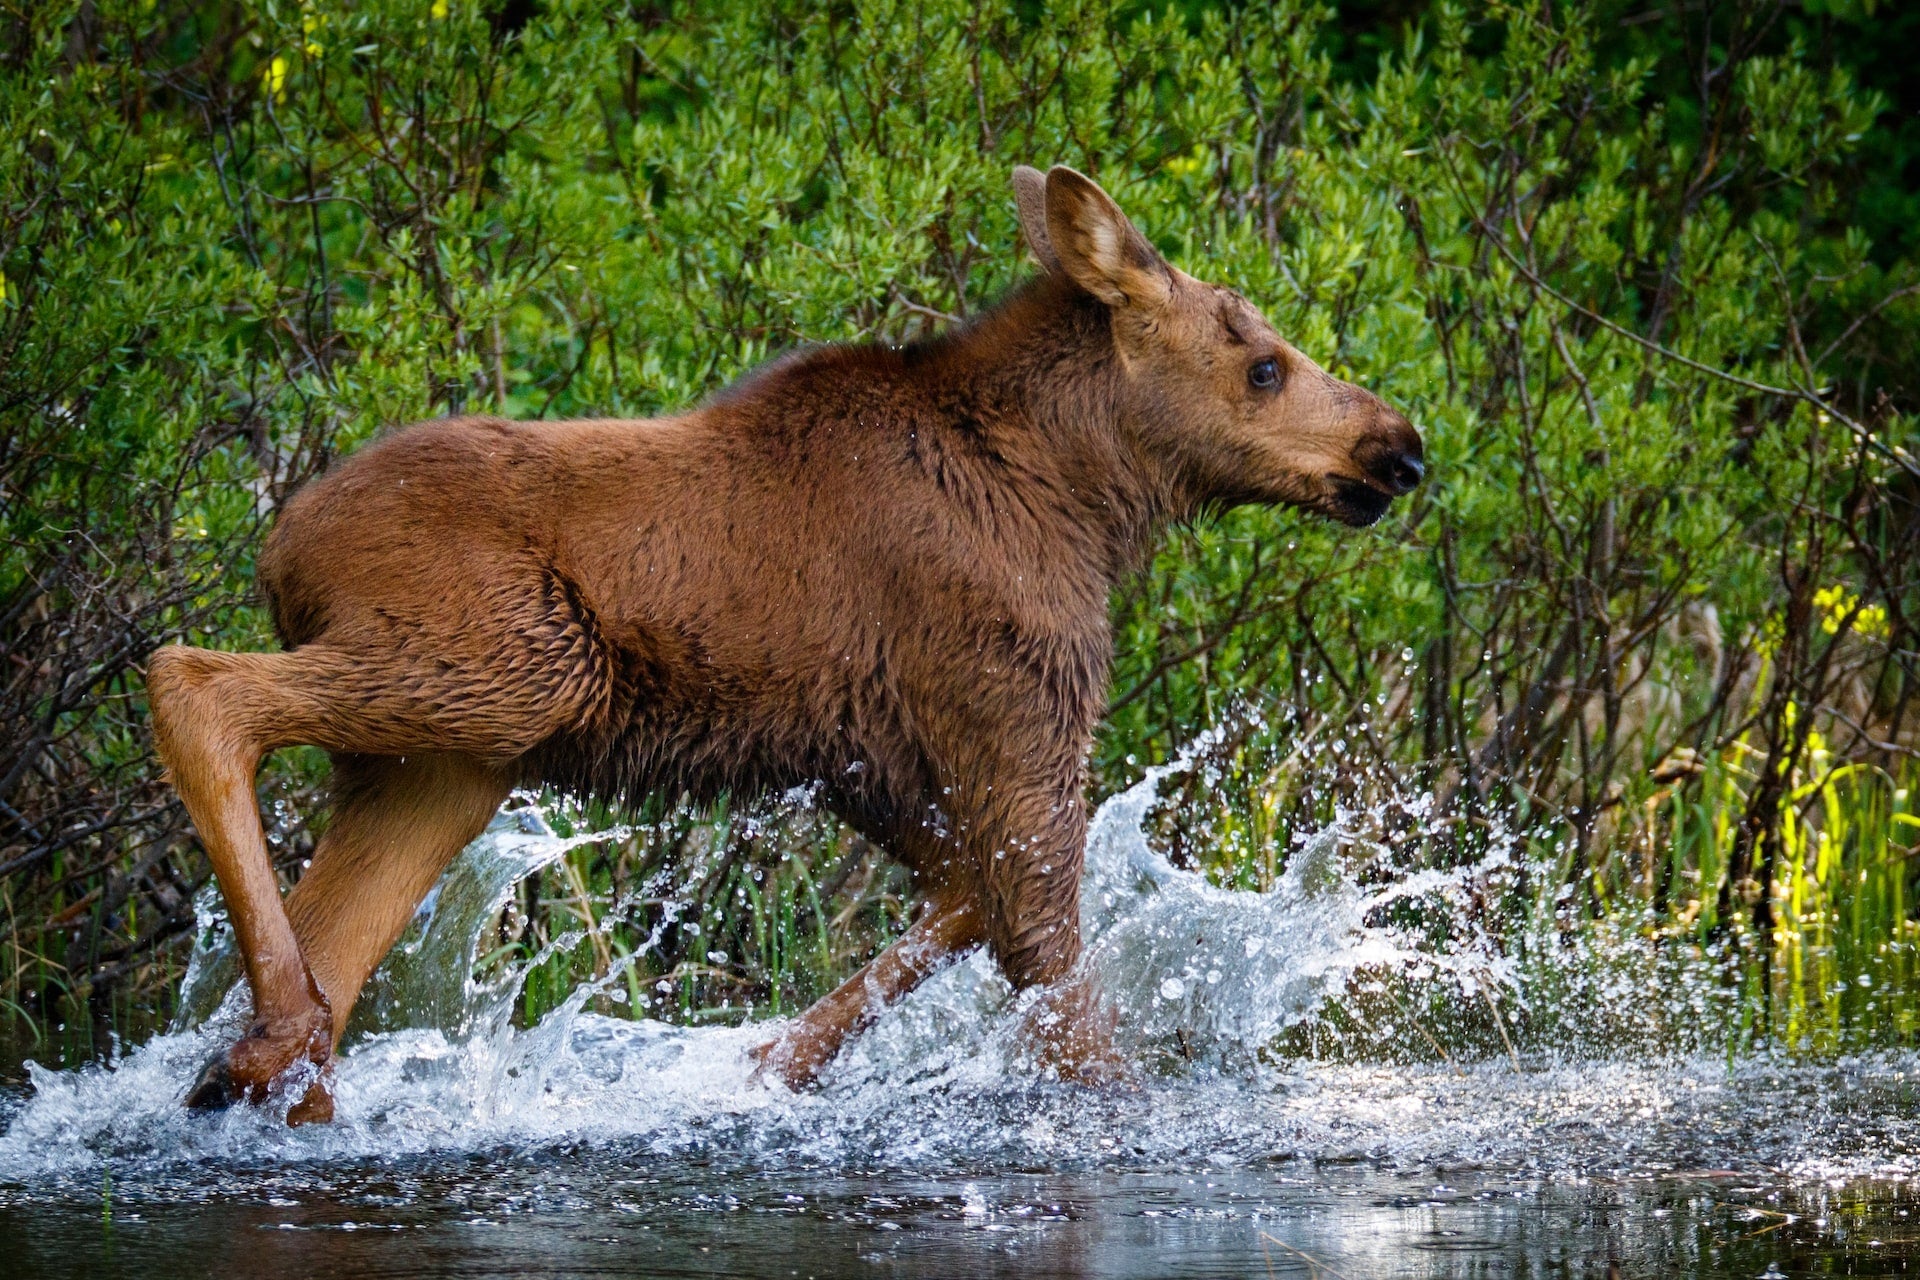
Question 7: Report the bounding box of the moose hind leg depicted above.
[148,646,337,1121]
[285,752,512,1047]
[149,624,605,1123]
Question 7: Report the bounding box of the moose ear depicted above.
[1043,166,1170,311]
[1011,166,1063,275]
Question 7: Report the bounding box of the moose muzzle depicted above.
[1352,409,1425,496]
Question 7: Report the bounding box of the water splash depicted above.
[172,805,583,1045]
[4,760,1917,1187]
[1081,761,1512,1070]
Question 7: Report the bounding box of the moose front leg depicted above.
[1011,967,1125,1084]
[751,894,984,1089]
[981,796,1127,1084]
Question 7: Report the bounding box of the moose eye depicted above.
[1248,358,1281,391]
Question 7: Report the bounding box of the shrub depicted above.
[1,0,1913,1044]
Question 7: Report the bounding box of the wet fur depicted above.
[257,274,1130,981]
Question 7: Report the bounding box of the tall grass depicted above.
[501,794,913,1032]
[1654,727,1920,1053]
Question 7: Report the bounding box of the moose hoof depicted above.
[284,1077,335,1127]
[184,1055,237,1111]
[183,1004,335,1124]
[1019,977,1136,1088]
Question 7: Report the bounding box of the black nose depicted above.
[1351,410,1425,497]
[1356,438,1425,496]
[1387,452,1425,494]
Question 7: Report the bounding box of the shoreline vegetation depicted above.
[2,0,1915,1063]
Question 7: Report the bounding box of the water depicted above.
[9,1160,1920,1279]
[6,766,1920,1275]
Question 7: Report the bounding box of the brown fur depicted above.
[146,166,1421,1120]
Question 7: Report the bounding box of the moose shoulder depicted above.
[145,165,1423,1123]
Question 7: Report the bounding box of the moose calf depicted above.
[147,165,1423,1123]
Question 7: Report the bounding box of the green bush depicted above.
[1,0,1914,1047]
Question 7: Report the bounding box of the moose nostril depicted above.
[1353,426,1424,497]
[1390,454,1425,493]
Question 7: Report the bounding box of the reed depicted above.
[493,796,911,1030]
[1648,725,1920,1054]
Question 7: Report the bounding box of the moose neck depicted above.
[932,275,1182,582]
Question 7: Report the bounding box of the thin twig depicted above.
[1469,197,1918,480]
[1482,986,1522,1072]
